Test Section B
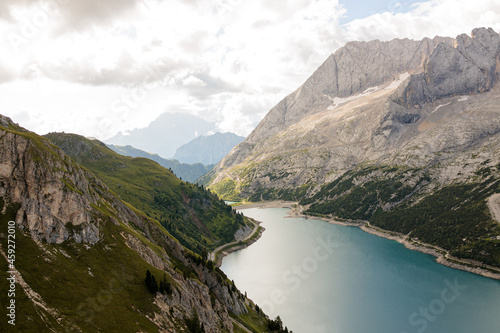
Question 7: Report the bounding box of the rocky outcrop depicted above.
[375,28,500,152]
[2,118,103,243]
[0,116,153,245]
[123,229,247,332]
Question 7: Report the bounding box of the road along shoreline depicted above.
[209,217,264,267]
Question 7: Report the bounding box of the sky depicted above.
[1,0,500,141]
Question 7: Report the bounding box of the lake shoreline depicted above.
[211,218,265,267]
[214,226,265,267]
[232,200,500,281]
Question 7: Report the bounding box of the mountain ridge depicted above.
[106,113,217,159]
[244,35,454,145]
[0,115,276,332]
[45,132,246,255]
[106,143,213,183]
[204,27,500,271]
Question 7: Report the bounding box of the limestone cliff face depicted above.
[375,28,500,152]
[0,115,251,333]
[205,28,500,201]
[216,36,454,172]
[0,116,124,244]
[243,35,453,145]
[393,28,500,109]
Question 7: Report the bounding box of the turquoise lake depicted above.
[220,207,500,333]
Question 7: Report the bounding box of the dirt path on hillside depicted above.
[487,193,500,223]
[231,318,253,333]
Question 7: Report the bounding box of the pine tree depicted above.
[145,269,159,294]
[276,316,283,330]
[145,269,152,291]
[185,308,204,333]
[165,281,172,295]
[159,280,165,294]
[150,274,159,294]
[161,272,172,295]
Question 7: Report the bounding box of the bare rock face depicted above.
[245,36,453,146]
[377,28,500,152]
[212,35,454,175]
[0,116,141,244]
[395,28,500,109]
[206,28,500,202]
[123,230,246,333]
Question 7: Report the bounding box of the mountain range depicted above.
[203,28,500,271]
[0,116,279,332]
[3,26,500,332]
[106,113,217,158]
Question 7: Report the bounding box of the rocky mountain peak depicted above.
[0,114,23,130]
[0,114,11,127]
[243,33,454,149]
[206,27,500,200]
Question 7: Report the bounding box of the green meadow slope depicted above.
[45,133,247,255]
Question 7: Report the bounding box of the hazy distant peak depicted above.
[105,112,217,158]
[173,132,245,165]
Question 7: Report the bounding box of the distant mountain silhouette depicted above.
[173,132,245,165]
[106,112,216,158]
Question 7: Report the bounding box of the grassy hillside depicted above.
[1,118,279,332]
[0,188,273,333]
[0,198,165,332]
[45,133,246,255]
[107,144,213,183]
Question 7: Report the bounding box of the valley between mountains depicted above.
[2,26,500,333]
[204,28,500,276]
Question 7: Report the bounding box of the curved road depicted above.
[209,220,259,263]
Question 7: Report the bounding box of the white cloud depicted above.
[0,61,14,83]
[183,76,206,87]
[344,0,500,42]
[0,0,343,139]
[0,0,499,143]
[0,0,141,27]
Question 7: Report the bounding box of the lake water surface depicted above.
[220,207,500,333]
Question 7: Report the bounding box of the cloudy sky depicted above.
[1,0,500,140]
